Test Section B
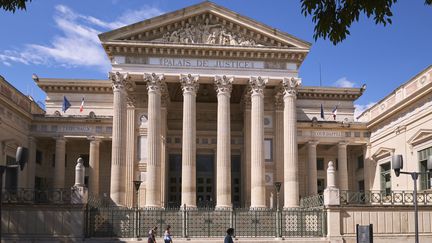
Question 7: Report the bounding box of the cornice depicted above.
[34,78,112,93]
[102,41,308,63]
[297,86,364,101]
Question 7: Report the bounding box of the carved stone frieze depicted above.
[154,18,262,47]
[126,94,137,107]
[282,77,301,96]
[180,74,199,93]
[214,75,233,95]
[249,76,267,96]
[274,85,284,110]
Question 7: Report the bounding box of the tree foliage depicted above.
[0,0,31,13]
[301,0,432,45]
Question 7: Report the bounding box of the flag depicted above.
[80,97,85,112]
[320,104,325,119]
[332,104,338,120]
[62,96,71,113]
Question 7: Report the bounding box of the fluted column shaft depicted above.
[26,137,37,189]
[283,77,301,208]
[274,91,284,204]
[338,142,348,190]
[89,138,100,196]
[243,103,251,207]
[110,72,128,205]
[215,76,233,209]
[307,141,319,195]
[249,77,267,208]
[181,74,199,208]
[53,137,66,188]
[145,73,163,208]
[160,106,168,208]
[125,101,136,207]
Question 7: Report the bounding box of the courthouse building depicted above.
[1,1,431,211]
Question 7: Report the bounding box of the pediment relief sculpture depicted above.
[152,18,263,47]
[372,147,395,161]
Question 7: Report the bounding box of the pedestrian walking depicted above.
[148,226,158,243]
[164,225,173,243]
[224,228,234,243]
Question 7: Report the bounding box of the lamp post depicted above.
[274,181,282,239]
[132,180,142,240]
[392,154,432,243]
[133,180,142,208]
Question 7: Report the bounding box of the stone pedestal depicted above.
[180,74,199,208]
[72,157,88,204]
[215,75,233,209]
[249,76,267,209]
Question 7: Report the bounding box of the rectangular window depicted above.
[419,147,432,190]
[317,158,324,170]
[264,139,273,162]
[357,155,364,169]
[380,162,391,195]
[36,150,42,165]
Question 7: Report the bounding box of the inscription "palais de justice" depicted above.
[313,131,343,137]
[149,57,264,69]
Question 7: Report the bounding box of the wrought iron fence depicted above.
[86,206,326,239]
[300,194,324,208]
[1,188,71,204]
[340,190,432,205]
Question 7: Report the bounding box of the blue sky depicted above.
[0,0,431,116]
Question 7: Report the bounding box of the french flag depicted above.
[80,97,85,113]
[332,104,338,120]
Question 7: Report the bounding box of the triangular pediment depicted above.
[408,129,432,146]
[99,1,310,50]
[372,147,395,161]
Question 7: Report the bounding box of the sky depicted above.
[0,0,431,117]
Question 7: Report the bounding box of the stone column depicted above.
[125,96,136,207]
[110,72,129,205]
[215,75,233,209]
[53,137,66,188]
[160,102,168,208]
[307,141,319,195]
[26,137,37,189]
[180,74,199,208]
[282,77,301,208]
[242,95,251,207]
[249,76,267,209]
[338,141,349,191]
[138,115,148,207]
[363,143,371,190]
[274,88,284,202]
[88,138,100,196]
[144,73,164,208]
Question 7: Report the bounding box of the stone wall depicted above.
[2,204,86,240]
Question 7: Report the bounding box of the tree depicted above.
[0,0,31,13]
[301,0,432,45]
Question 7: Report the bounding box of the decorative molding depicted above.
[372,147,395,161]
[180,74,199,93]
[274,85,284,110]
[214,75,233,95]
[110,72,133,92]
[407,129,432,147]
[249,76,267,96]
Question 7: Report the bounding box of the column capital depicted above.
[110,72,132,92]
[180,74,199,94]
[55,136,66,143]
[308,140,319,147]
[249,76,267,96]
[214,75,233,96]
[282,77,301,97]
[126,95,137,107]
[87,136,102,143]
[338,141,348,147]
[144,73,164,93]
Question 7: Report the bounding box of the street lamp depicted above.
[392,154,432,243]
[133,180,142,208]
[274,181,282,239]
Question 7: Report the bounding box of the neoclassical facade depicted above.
[1,2,431,211]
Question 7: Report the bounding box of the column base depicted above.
[180,204,197,211]
[143,205,162,209]
[215,205,232,210]
[283,205,300,209]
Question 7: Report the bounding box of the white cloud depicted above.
[0,4,163,71]
[354,102,376,120]
[334,77,356,88]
